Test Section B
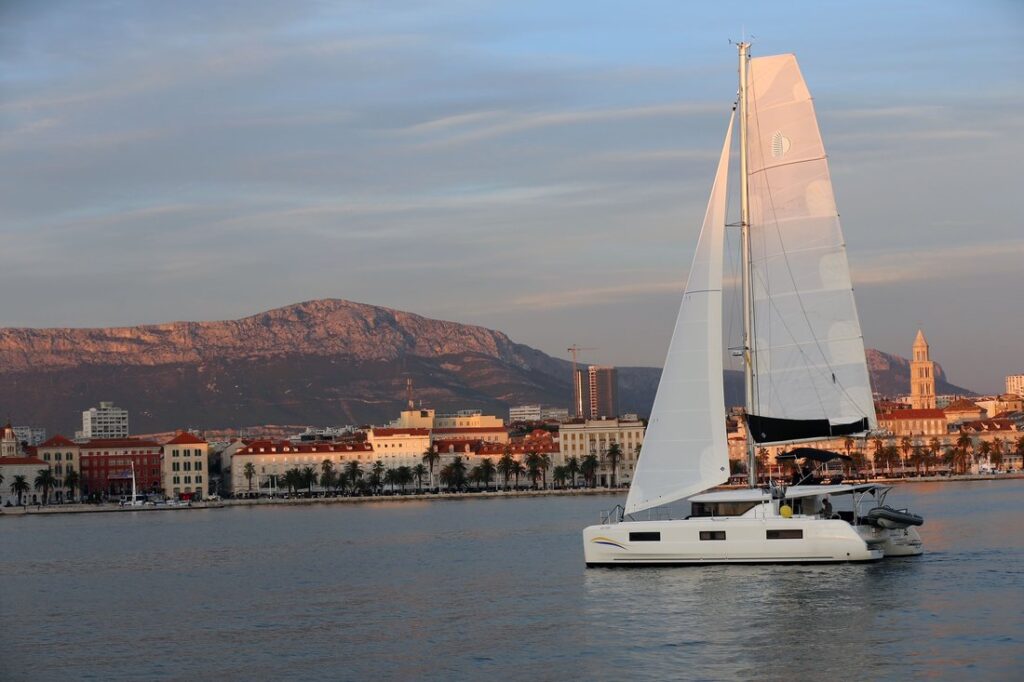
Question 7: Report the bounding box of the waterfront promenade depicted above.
[3,472,1022,516]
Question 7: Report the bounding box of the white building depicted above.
[78,401,129,440]
[12,426,46,447]
[509,404,542,422]
[1006,375,1024,397]
[509,405,571,422]
[558,417,645,487]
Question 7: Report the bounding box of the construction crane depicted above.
[567,345,597,418]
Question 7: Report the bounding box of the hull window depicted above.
[767,529,804,540]
[699,531,726,541]
[629,532,661,542]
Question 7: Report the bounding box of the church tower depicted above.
[910,330,936,409]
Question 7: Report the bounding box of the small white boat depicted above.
[583,43,924,566]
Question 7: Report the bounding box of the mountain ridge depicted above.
[0,299,972,434]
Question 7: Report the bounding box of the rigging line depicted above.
[747,65,868,421]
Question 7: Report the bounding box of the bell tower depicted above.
[910,329,936,409]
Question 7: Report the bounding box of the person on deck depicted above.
[821,496,833,519]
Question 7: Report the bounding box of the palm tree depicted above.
[539,453,551,489]
[899,436,913,476]
[320,459,336,492]
[344,460,364,492]
[942,447,957,474]
[369,460,386,494]
[565,456,580,489]
[955,431,973,474]
[476,457,496,491]
[63,469,80,502]
[396,466,413,493]
[910,445,924,475]
[581,453,599,488]
[300,466,316,495]
[552,465,568,489]
[383,468,398,493]
[422,446,441,492]
[512,460,526,490]
[876,446,900,475]
[604,443,623,488]
[991,439,1005,471]
[440,456,467,492]
[872,438,885,471]
[243,462,256,492]
[11,475,29,505]
[497,452,516,491]
[523,451,543,489]
[977,440,992,470]
[412,463,428,492]
[282,468,302,494]
[34,469,57,505]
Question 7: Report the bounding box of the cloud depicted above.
[852,241,1024,286]
[401,101,722,147]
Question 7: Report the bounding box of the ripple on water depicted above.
[1,482,1023,680]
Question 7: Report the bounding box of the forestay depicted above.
[744,54,876,443]
[624,113,733,516]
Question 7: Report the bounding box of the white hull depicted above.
[584,517,883,566]
[856,524,923,557]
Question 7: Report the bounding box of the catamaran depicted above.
[583,44,924,566]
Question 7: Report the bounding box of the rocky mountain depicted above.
[0,299,971,434]
[865,348,971,398]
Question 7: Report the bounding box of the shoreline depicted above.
[3,473,1022,517]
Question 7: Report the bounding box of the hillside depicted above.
[0,299,971,434]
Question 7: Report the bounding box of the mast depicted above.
[737,41,757,488]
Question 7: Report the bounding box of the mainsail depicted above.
[744,55,876,443]
[623,113,733,516]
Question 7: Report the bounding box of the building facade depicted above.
[162,432,210,500]
[558,417,644,486]
[229,440,374,494]
[877,409,947,436]
[1006,375,1024,397]
[35,435,80,502]
[78,401,130,440]
[584,366,618,419]
[79,438,161,499]
[910,330,936,410]
[12,426,46,447]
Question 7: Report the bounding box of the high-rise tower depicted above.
[910,330,936,409]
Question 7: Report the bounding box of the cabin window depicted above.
[691,502,759,517]
[629,532,660,542]
[699,531,726,541]
[767,529,803,540]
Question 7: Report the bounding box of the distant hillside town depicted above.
[1,330,1022,507]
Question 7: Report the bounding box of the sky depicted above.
[1,0,1022,393]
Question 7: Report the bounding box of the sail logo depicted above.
[771,130,791,158]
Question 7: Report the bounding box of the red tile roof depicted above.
[944,399,983,412]
[39,434,78,448]
[80,438,162,448]
[237,440,374,455]
[0,456,47,466]
[959,419,1015,432]
[878,409,946,420]
[165,431,207,445]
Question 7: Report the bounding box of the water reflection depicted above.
[0,483,1021,680]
